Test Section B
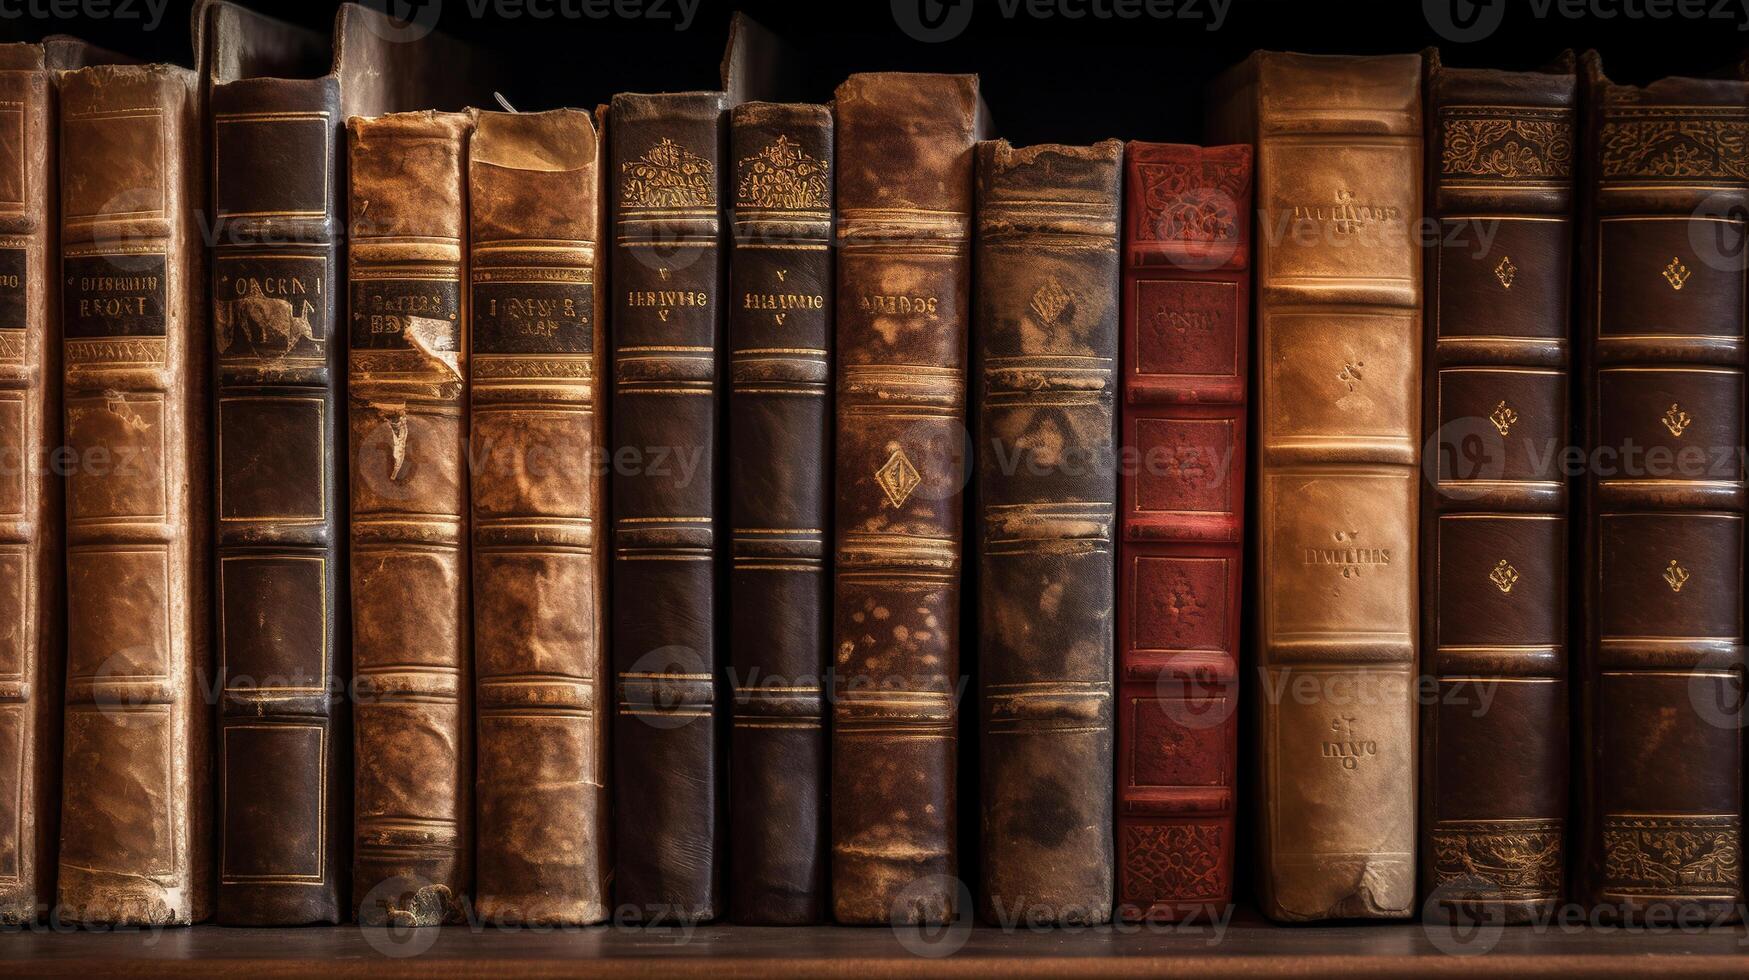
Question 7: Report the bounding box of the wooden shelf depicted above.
[7,912,1749,977]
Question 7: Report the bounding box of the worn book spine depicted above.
[832,72,979,926]
[727,100,832,926]
[0,44,62,925]
[1574,52,1746,923]
[208,59,347,929]
[469,108,609,926]
[347,110,473,927]
[1208,51,1422,922]
[56,63,211,926]
[975,138,1120,927]
[1115,141,1252,922]
[1418,54,1576,924]
[609,91,726,923]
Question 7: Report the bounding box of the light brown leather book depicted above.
[831,72,981,927]
[1209,51,1423,922]
[347,109,473,927]
[56,61,212,926]
[468,107,610,926]
[0,36,128,926]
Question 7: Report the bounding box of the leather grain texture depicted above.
[56,62,213,926]
[469,108,610,926]
[831,72,978,927]
[609,91,726,924]
[346,109,473,927]
[1418,52,1576,925]
[727,100,831,926]
[975,138,1120,928]
[1209,51,1423,922]
[1574,52,1746,924]
[1115,141,1252,922]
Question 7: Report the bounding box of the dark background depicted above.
[5,0,1748,145]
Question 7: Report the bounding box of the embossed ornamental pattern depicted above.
[1123,823,1225,903]
[1431,821,1562,900]
[1599,108,1749,181]
[736,135,829,210]
[1602,816,1742,892]
[1133,158,1246,242]
[620,137,716,209]
[1440,111,1574,179]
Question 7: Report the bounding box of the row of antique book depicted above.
[1,1,1744,931]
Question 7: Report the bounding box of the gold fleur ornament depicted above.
[1489,400,1519,436]
[1661,403,1692,438]
[1490,559,1520,594]
[1494,255,1517,290]
[1664,559,1690,593]
[1662,256,1691,290]
[875,448,922,509]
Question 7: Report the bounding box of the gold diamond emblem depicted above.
[1662,256,1691,290]
[1489,400,1519,436]
[1029,277,1074,327]
[1664,559,1690,593]
[1661,402,1692,438]
[1490,559,1520,594]
[875,448,921,509]
[1494,255,1517,290]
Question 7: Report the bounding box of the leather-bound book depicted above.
[1115,141,1252,922]
[1419,52,1576,925]
[1209,51,1423,922]
[832,72,980,926]
[1574,52,1746,923]
[976,138,1120,927]
[609,91,726,923]
[56,61,212,926]
[200,0,506,927]
[727,100,832,925]
[347,110,474,927]
[469,108,610,926]
[0,36,127,926]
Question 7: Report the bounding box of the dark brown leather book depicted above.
[727,100,831,926]
[1116,141,1252,923]
[347,109,474,927]
[469,107,610,926]
[832,72,979,927]
[974,138,1120,927]
[1209,51,1423,922]
[1419,52,1576,925]
[609,91,727,923]
[57,61,212,926]
[0,35,128,926]
[1575,52,1746,924]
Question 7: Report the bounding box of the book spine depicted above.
[975,138,1120,927]
[1115,141,1252,922]
[1209,51,1423,922]
[56,63,211,926]
[1575,53,1746,922]
[830,72,977,926]
[726,100,832,926]
[0,50,61,925]
[609,91,727,922]
[1418,61,1576,924]
[346,110,473,927]
[209,75,346,927]
[468,108,609,926]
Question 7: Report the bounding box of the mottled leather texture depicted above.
[469,108,610,926]
[727,100,831,926]
[1574,52,1746,924]
[975,137,1119,927]
[1418,51,1575,926]
[831,72,978,927]
[57,62,213,926]
[347,110,474,927]
[1209,51,1423,922]
[609,90,726,924]
[1116,141,1251,923]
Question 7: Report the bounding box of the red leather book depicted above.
[1116,142,1252,921]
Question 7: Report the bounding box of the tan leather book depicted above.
[0,36,127,926]
[347,109,473,926]
[56,61,212,926]
[831,72,980,926]
[1209,51,1423,922]
[468,107,610,926]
